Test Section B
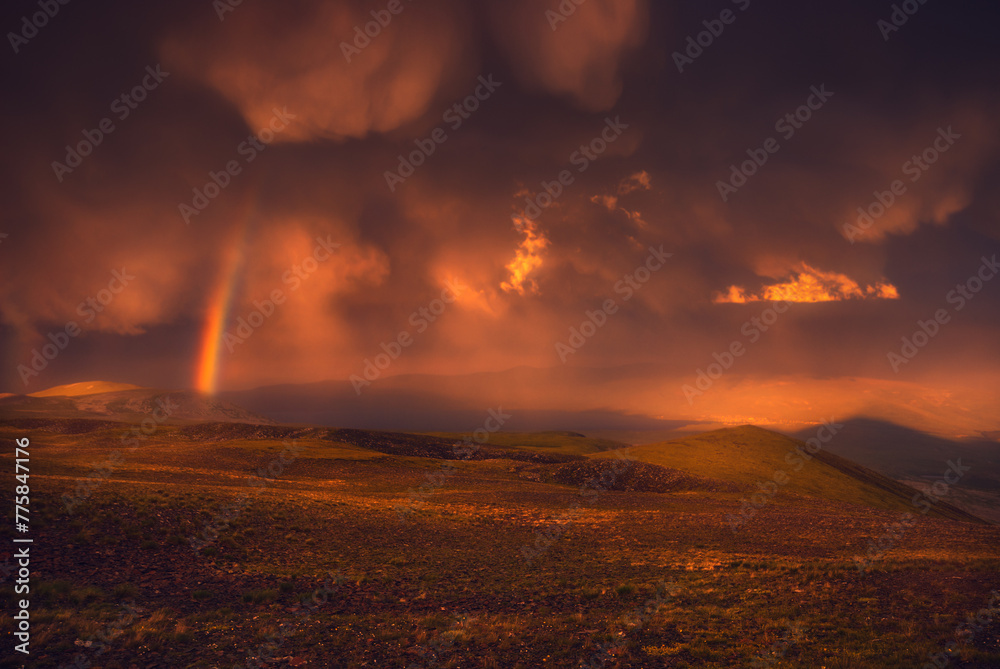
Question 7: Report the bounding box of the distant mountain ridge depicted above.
[792,418,1000,523]
[29,381,142,397]
[0,388,989,524]
[595,426,985,524]
[218,376,700,433]
[0,382,273,425]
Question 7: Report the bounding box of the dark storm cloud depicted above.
[0,0,997,434]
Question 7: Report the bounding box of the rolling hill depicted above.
[795,418,1000,523]
[0,382,274,425]
[2,408,996,667]
[29,381,143,397]
[5,382,986,523]
[592,425,983,523]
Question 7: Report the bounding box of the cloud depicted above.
[591,170,652,229]
[501,216,551,296]
[713,264,900,303]
[161,0,474,142]
[487,0,649,111]
[160,0,650,142]
[0,196,205,340]
[2,0,998,427]
[835,114,999,244]
[617,170,651,195]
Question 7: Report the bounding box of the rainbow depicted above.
[195,228,249,394]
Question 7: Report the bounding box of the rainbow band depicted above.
[195,230,248,394]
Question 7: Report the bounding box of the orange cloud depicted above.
[617,170,651,195]
[488,0,648,111]
[590,171,651,228]
[713,263,900,303]
[161,1,471,142]
[591,194,619,211]
[501,216,550,295]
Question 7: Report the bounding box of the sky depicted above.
[1,0,998,436]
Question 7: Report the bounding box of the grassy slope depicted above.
[1,389,274,426]
[29,381,143,397]
[3,418,1000,668]
[423,430,628,457]
[21,418,982,521]
[592,425,984,523]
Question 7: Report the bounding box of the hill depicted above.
[421,430,629,457]
[593,425,983,523]
[218,372,700,433]
[1,413,996,667]
[29,381,143,397]
[0,385,273,425]
[794,418,1000,523]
